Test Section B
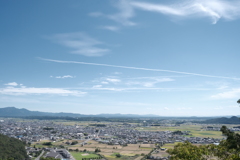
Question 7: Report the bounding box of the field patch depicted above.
[70,152,101,160]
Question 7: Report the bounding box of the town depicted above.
[0,118,232,160]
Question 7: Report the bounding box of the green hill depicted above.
[0,134,28,160]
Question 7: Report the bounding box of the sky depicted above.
[1,0,240,116]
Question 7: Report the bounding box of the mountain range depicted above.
[0,107,159,118]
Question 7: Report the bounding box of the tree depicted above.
[215,126,240,159]
[95,148,101,152]
[237,99,240,105]
[71,141,78,145]
[0,134,28,160]
[167,141,215,160]
[115,153,121,158]
[42,142,52,146]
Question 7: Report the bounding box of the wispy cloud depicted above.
[48,32,109,57]
[105,78,121,83]
[211,88,240,99]
[51,75,75,79]
[101,26,120,31]
[90,0,135,26]
[5,82,18,86]
[39,58,240,80]
[81,87,212,92]
[164,107,170,110]
[177,107,192,110]
[109,0,136,26]
[114,72,122,75]
[0,83,85,96]
[92,85,102,88]
[132,0,240,24]
[126,77,174,87]
[91,0,240,26]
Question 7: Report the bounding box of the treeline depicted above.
[193,116,240,124]
[167,126,240,159]
[0,134,28,160]
[22,116,145,123]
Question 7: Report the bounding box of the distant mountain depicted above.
[202,116,240,124]
[0,107,159,118]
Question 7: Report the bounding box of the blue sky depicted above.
[1,0,240,116]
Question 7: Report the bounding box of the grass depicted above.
[139,147,152,150]
[70,152,101,160]
[163,142,181,149]
[137,125,226,138]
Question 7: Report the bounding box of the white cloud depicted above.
[109,0,136,26]
[114,72,122,75]
[92,85,102,88]
[5,82,18,86]
[0,86,86,96]
[90,0,135,26]
[106,78,121,83]
[92,87,125,91]
[49,32,109,57]
[101,81,109,84]
[92,0,240,27]
[55,75,75,79]
[211,88,240,99]
[126,77,174,87]
[164,107,170,110]
[131,0,240,24]
[101,26,120,31]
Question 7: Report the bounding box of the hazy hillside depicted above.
[0,107,159,118]
[201,116,240,124]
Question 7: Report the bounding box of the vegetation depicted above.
[194,116,240,124]
[94,148,101,152]
[42,142,52,146]
[167,126,240,160]
[237,99,240,105]
[71,141,78,145]
[43,127,54,130]
[70,152,101,160]
[40,157,60,160]
[0,134,28,160]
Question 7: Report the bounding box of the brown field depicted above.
[68,140,154,159]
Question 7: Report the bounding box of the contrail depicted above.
[39,57,240,80]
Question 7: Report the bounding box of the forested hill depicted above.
[0,134,28,160]
[199,116,240,124]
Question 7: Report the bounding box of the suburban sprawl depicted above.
[1,117,240,160]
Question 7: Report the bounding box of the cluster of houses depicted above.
[94,126,221,146]
[204,125,240,131]
[0,118,232,160]
[27,147,72,159]
[0,119,224,146]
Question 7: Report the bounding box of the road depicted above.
[81,129,101,146]
[35,150,44,160]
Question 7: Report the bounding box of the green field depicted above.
[70,152,101,160]
[136,124,231,138]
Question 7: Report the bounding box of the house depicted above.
[45,151,63,159]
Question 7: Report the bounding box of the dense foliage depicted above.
[0,134,28,160]
[167,126,240,160]
[71,141,78,145]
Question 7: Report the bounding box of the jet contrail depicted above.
[39,57,240,80]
